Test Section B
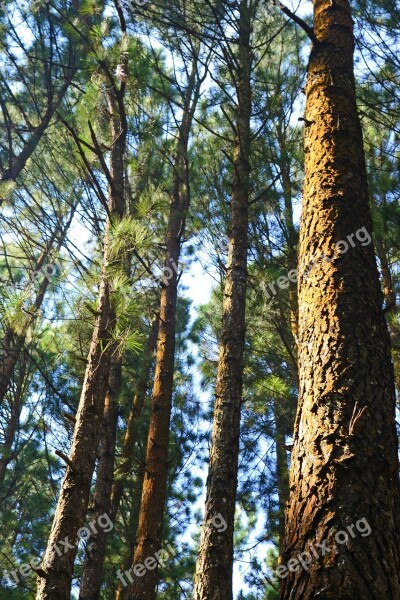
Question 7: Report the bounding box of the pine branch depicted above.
[276,1,317,43]
[55,450,75,471]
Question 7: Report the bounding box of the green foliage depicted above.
[0,0,399,598]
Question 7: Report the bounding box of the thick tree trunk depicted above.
[124,60,201,600]
[193,5,252,598]
[281,1,400,598]
[79,319,158,600]
[36,56,128,600]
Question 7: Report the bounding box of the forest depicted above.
[0,0,399,598]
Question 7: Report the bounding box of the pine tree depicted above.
[35,10,131,597]
[281,0,400,597]
[193,1,252,597]
[124,43,205,600]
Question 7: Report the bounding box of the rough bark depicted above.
[35,271,114,600]
[79,319,158,600]
[193,4,252,598]
[78,359,121,600]
[124,59,202,600]
[115,451,147,600]
[35,49,128,600]
[281,1,400,598]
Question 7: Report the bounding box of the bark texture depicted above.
[193,4,251,598]
[79,319,158,600]
[36,53,128,600]
[124,59,201,600]
[281,1,400,598]
[35,272,114,600]
[78,359,121,600]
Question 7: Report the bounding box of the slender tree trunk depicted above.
[78,359,121,600]
[35,270,114,600]
[0,359,26,483]
[111,318,159,517]
[36,50,128,600]
[376,238,400,397]
[115,452,147,600]
[281,1,400,598]
[79,319,158,600]
[124,59,202,600]
[273,397,290,560]
[0,75,73,202]
[376,238,396,309]
[278,140,299,347]
[0,209,76,407]
[0,331,27,407]
[193,5,252,598]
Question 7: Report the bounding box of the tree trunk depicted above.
[115,451,147,600]
[273,396,290,560]
[35,271,114,600]
[124,59,202,600]
[79,319,158,600]
[277,127,299,348]
[376,238,396,309]
[36,52,128,600]
[281,1,400,598]
[78,358,121,600]
[193,4,252,597]
[0,208,76,407]
[0,76,73,207]
[375,237,400,399]
[111,318,159,518]
[0,358,26,483]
